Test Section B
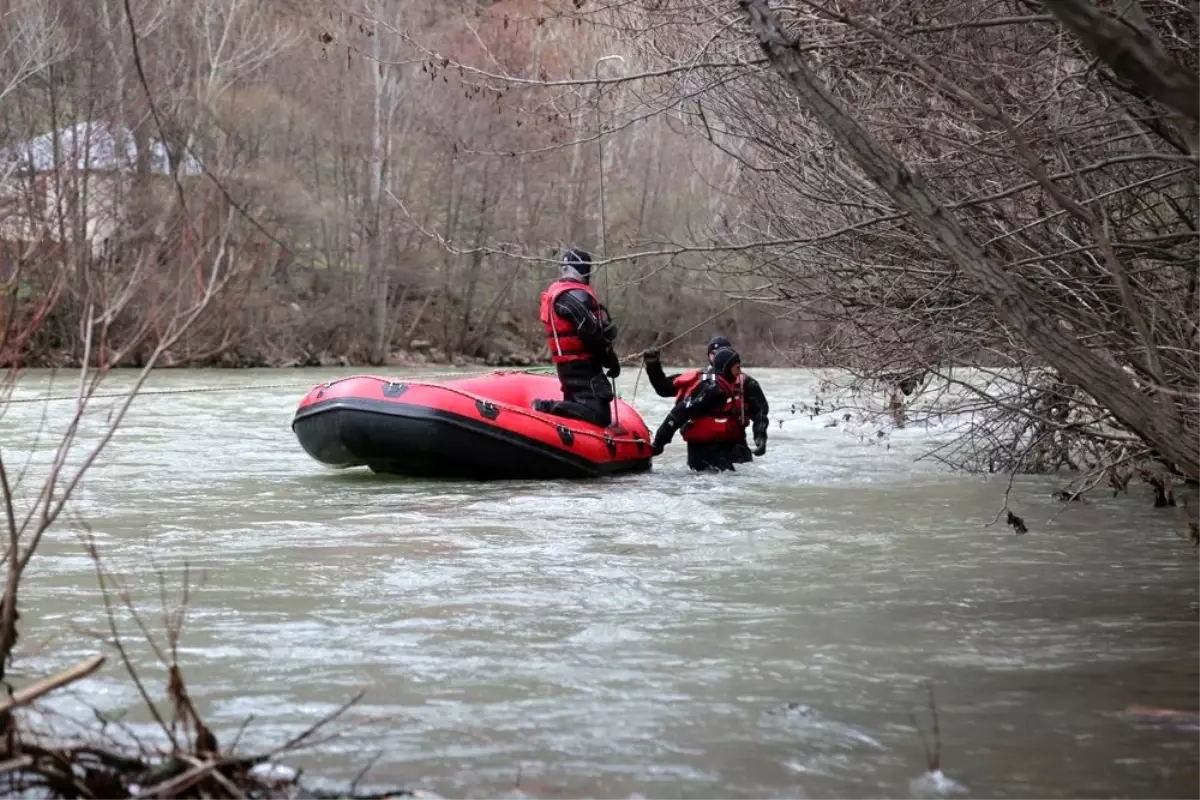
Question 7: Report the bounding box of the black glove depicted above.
[642,347,660,363]
[598,307,618,342]
[753,434,767,457]
[651,415,679,456]
[606,363,621,379]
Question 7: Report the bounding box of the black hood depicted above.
[711,347,741,381]
[707,335,732,356]
[562,248,592,282]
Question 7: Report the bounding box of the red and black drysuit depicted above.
[650,348,751,472]
[534,264,621,428]
[643,344,769,462]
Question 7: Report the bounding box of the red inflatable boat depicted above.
[291,370,653,480]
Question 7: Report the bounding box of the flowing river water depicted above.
[3,367,1197,798]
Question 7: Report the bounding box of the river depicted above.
[3,366,1197,798]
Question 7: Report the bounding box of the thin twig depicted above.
[267,690,367,757]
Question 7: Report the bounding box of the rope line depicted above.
[322,375,650,445]
[1,299,743,407]
[617,298,745,364]
[1,366,554,405]
[621,297,744,407]
[3,381,317,404]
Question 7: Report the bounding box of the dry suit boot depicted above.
[538,398,611,428]
[532,364,614,428]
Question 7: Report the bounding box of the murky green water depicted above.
[2,367,1196,798]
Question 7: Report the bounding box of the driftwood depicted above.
[0,654,105,715]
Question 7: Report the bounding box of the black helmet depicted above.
[711,346,741,381]
[562,247,592,282]
[707,335,732,356]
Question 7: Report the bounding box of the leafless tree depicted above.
[398,0,1196,497]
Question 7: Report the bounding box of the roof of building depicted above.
[0,120,202,176]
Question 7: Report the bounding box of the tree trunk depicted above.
[738,0,1199,480]
[367,6,390,365]
[1041,0,1198,127]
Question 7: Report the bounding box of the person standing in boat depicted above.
[642,334,769,460]
[649,346,750,472]
[532,248,621,428]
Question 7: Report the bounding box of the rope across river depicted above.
[0,367,553,405]
[622,298,746,404]
[2,299,744,406]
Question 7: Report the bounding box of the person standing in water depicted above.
[643,334,770,459]
[650,347,751,472]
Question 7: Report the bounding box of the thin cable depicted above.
[3,298,740,408]
[594,54,625,427]
[2,366,555,405]
[617,298,745,364]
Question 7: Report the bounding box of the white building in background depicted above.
[0,120,203,262]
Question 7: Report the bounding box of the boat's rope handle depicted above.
[336,374,650,446]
